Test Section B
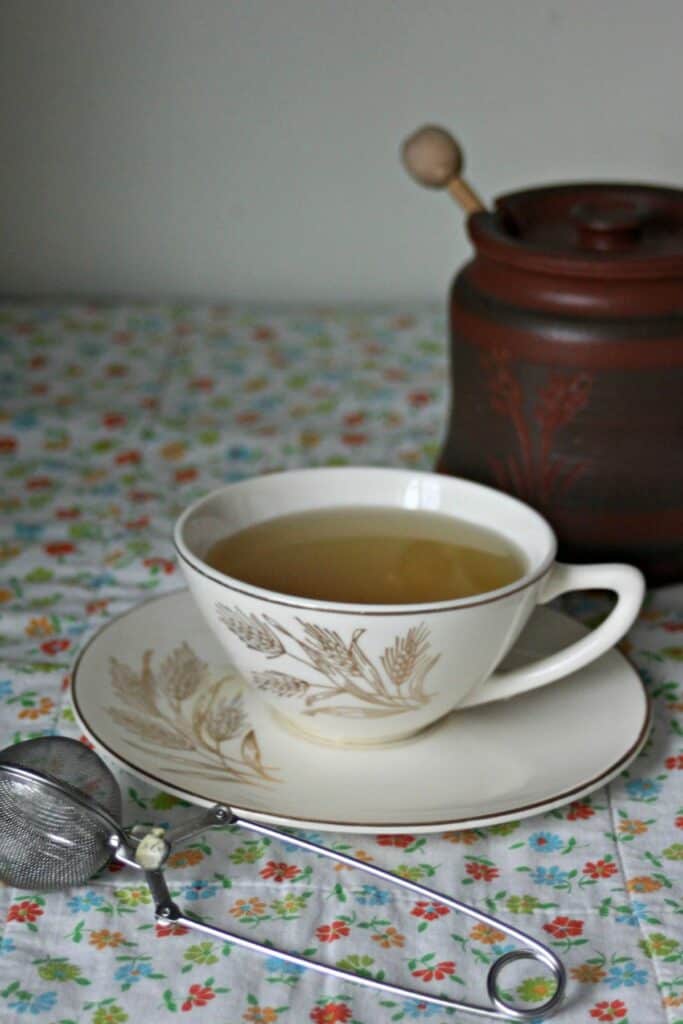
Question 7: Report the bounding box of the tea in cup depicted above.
[174,467,644,746]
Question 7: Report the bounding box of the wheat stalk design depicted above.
[381,625,430,688]
[217,604,285,658]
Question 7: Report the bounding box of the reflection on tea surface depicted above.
[206,506,525,604]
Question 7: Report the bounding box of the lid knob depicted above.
[571,197,648,251]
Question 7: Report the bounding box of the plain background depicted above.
[1,0,682,304]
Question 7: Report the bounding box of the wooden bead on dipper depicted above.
[401,125,485,215]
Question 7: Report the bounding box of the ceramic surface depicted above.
[174,467,644,745]
[71,589,651,833]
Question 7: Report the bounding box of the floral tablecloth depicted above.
[0,302,681,1024]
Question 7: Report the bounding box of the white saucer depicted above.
[72,589,650,834]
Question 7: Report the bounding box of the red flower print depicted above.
[56,506,81,519]
[113,330,133,344]
[343,412,365,427]
[676,815,683,830]
[665,755,683,770]
[27,476,53,490]
[44,541,76,557]
[8,900,43,924]
[115,449,142,465]
[31,383,48,395]
[41,638,70,656]
[589,999,628,1021]
[259,861,301,883]
[310,1003,351,1024]
[129,490,156,502]
[143,557,176,575]
[465,861,500,882]
[567,800,595,820]
[156,921,191,938]
[105,363,128,377]
[175,467,198,484]
[125,516,149,530]
[376,834,415,848]
[583,859,618,880]
[29,354,47,369]
[102,412,127,429]
[252,326,276,341]
[663,621,683,632]
[235,411,260,425]
[543,916,584,940]
[341,433,368,447]
[86,599,110,614]
[411,900,450,921]
[411,960,456,982]
[0,437,17,455]
[189,377,213,391]
[181,983,215,1011]
[315,920,350,943]
[408,390,432,407]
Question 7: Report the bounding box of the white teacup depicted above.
[174,467,644,746]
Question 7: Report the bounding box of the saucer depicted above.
[71,589,650,834]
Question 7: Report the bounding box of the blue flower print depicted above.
[8,990,57,1015]
[87,573,117,590]
[528,831,564,853]
[625,778,662,801]
[114,961,155,986]
[354,884,393,907]
[0,680,14,698]
[264,955,304,976]
[400,999,444,1018]
[66,889,105,913]
[606,962,648,988]
[181,879,219,901]
[0,937,16,956]
[616,901,650,926]
[14,523,43,541]
[529,866,570,886]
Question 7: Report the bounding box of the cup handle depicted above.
[459,562,645,709]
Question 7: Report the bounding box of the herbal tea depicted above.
[205,506,525,604]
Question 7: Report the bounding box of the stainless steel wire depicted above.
[0,737,567,1021]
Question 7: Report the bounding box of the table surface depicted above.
[0,302,681,1024]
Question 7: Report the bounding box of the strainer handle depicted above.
[143,812,566,1021]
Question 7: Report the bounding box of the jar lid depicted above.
[469,183,683,279]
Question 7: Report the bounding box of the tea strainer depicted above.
[0,736,566,1021]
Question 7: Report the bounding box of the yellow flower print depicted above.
[243,1007,278,1024]
[443,830,479,845]
[25,616,55,637]
[469,922,506,945]
[160,441,187,461]
[371,926,405,948]
[230,897,267,919]
[570,963,607,984]
[618,818,649,837]
[627,875,662,893]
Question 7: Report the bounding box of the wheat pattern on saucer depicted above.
[217,605,440,719]
[105,641,279,786]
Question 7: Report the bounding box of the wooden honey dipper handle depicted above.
[401,125,486,215]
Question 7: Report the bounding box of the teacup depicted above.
[174,467,644,746]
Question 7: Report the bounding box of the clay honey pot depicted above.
[402,126,683,584]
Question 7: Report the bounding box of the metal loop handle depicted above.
[138,807,567,1021]
[487,950,566,1020]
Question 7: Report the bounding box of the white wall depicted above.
[1,0,682,304]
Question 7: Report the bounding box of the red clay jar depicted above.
[438,183,683,584]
